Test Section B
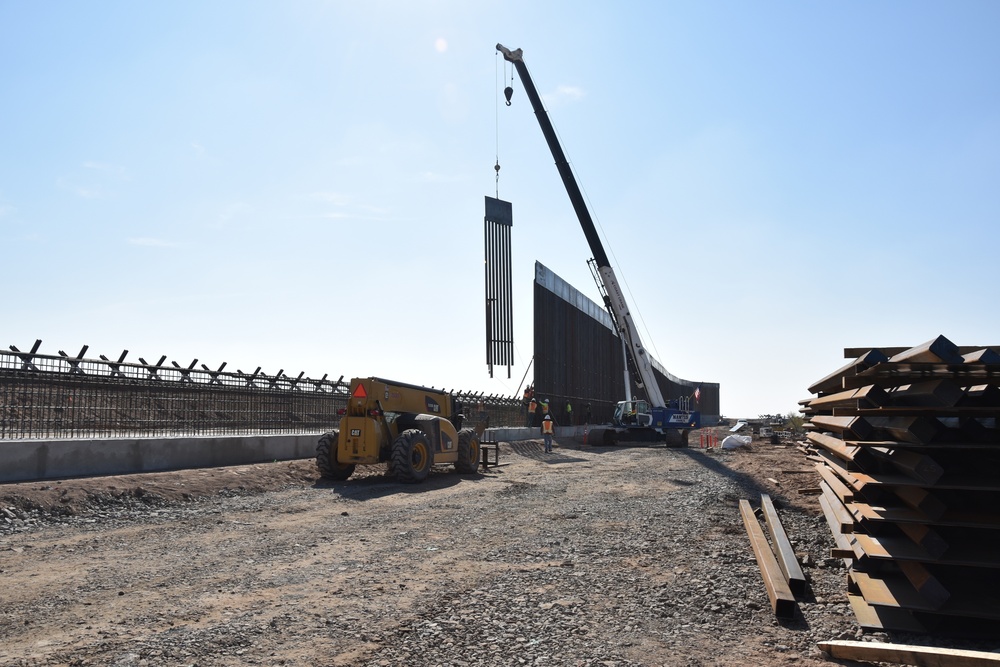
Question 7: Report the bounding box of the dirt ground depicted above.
[0,430,884,666]
[2,457,328,516]
[2,434,819,519]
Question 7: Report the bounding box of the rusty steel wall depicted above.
[532,262,719,425]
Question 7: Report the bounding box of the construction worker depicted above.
[527,397,537,427]
[541,414,554,453]
[564,400,573,426]
[541,399,550,421]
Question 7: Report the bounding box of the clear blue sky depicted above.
[3,2,998,418]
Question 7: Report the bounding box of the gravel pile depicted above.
[354,446,857,666]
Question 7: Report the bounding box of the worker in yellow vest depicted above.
[541,414,554,453]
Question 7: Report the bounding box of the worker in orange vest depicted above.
[527,397,537,427]
[541,414,554,453]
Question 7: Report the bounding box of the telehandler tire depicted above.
[316,431,356,480]
[389,429,433,483]
[455,428,481,474]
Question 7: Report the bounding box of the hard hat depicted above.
[544,414,551,420]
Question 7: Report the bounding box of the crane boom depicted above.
[497,43,665,408]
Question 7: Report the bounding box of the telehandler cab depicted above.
[316,377,483,483]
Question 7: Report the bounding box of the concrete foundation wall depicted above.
[1,426,598,484]
[0,433,324,483]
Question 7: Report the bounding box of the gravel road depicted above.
[2,437,861,666]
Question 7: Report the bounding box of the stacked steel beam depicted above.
[801,335,1000,636]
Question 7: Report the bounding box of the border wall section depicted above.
[532,262,719,426]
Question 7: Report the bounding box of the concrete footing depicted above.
[0,425,602,484]
[0,434,323,484]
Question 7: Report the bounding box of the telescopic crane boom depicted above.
[497,43,665,408]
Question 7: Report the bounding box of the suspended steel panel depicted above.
[484,197,514,378]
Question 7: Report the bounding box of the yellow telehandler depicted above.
[316,377,483,483]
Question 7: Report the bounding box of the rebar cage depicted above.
[1,341,525,440]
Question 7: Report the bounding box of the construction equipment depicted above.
[497,43,700,446]
[316,377,483,483]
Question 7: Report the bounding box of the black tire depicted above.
[587,428,616,446]
[316,431,356,480]
[389,429,433,483]
[664,429,690,448]
[455,428,481,474]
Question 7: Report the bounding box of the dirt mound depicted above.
[1,459,323,515]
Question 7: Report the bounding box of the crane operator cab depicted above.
[614,400,653,428]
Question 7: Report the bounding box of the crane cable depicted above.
[495,55,517,198]
[494,53,501,198]
[553,116,665,367]
[581,178,664,367]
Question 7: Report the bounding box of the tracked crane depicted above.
[497,43,699,445]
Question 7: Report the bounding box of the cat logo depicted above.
[350,429,361,437]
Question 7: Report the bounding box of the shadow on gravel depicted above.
[511,438,625,458]
[509,441,589,464]
[672,448,831,626]
[311,469,490,500]
[671,447,773,502]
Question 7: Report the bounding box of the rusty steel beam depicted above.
[843,362,1000,389]
[888,335,965,365]
[760,494,807,596]
[808,414,874,440]
[814,462,856,503]
[804,384,887,413]
[889,379,965,407]
[893,485,947,521]
[819,481,855,533]
[844,345,1000,359]
[869,447,945,485]
[834,406,1000,418]
[807,431,879,470]
[808,349,889,396]
[963,348,1000,364]
[739,499,796,619]
[898,560,951,609]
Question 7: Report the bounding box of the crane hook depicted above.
[503,86,513,106]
